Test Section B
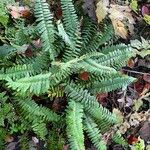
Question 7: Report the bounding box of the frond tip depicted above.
[34,0,55,60]
[66,100,85,150]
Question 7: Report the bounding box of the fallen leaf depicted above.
[112,20,128,39]
[108,4,135,37]
[133,98,143,111]
[141,5,150,16]
[127,58,135,68]
[7,5,31,19]
[83,0,97,21]
[128,135,139,145]
[5,135,14,143]
[130,0,138,12]
[139,122,150,142]
[96,93,108,103]
[143,74,150,83]
[96,0,109,23]
[79,71,89,81]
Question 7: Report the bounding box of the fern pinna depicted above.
[0,0,136,149]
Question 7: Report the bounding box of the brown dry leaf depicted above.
[7,5,30,19]
[143,74,150,83]
[139,122,150,142]
[96,0,109,23]
[112,20,128,39]
[108,4,135,37]
[5,135,14,143]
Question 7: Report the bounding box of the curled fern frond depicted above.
[66,100,85,150]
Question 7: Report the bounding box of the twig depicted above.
[122,69,150,76]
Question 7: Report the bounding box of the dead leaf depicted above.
[128,135,139,145]
[139,122,150,142]
[5,135,14,143]
[96,93,108,103]
[127,58,135,68]
[79,71,89,81]
[108,4,135,37]
[143,74,150,83]
[7,5,30,19]
[83,0,97,21]
[96,0,109,23]
[112,20,128,39]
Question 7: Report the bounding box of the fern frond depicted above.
[82,25,114,53]
[78,59,117,75]
[19,134,29,150]
[112,132,128,148]
[64,83,117,125]
[91,75,136,94]
[97,45,135,69]
[6,73,52,95]
[0,64,35,80]
[61,0,79,41]
[81,17,97,50]
[34,0,55,60]
[32,120,47,139]
[16,98,60,122]
[48,86,64,98]
[84,115,107,150]
[66,100,85,150]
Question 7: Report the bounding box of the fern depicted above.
[61,0,79,40]
[84,115,106,150]
[66,100,85,150]
[15,97,60,122]
[112,132,128,149]
[64,83,117,125]
[0,0,137,149]
[35,0,55,60]
[90,75,136,94]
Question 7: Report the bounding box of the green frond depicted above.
[34,0,55,60]
[97,45,135,69]
[78,59,117,75]
[0,64,35,80]
[91,75,136,94]
[17,52,49,73]
[66,100,85,150]
[61,0,79,41]
[6,73,52,95]
[64,83,117,125]
[19,135,29,150]
[48,86,64,98]
[62,37,82,62]
[112,132,128,148]
[82,25,114,53]
[81,17,97,50]
[6,60,75,95]
[32,120,47,139]
[16,98,60,122]
[84,115,107,150]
